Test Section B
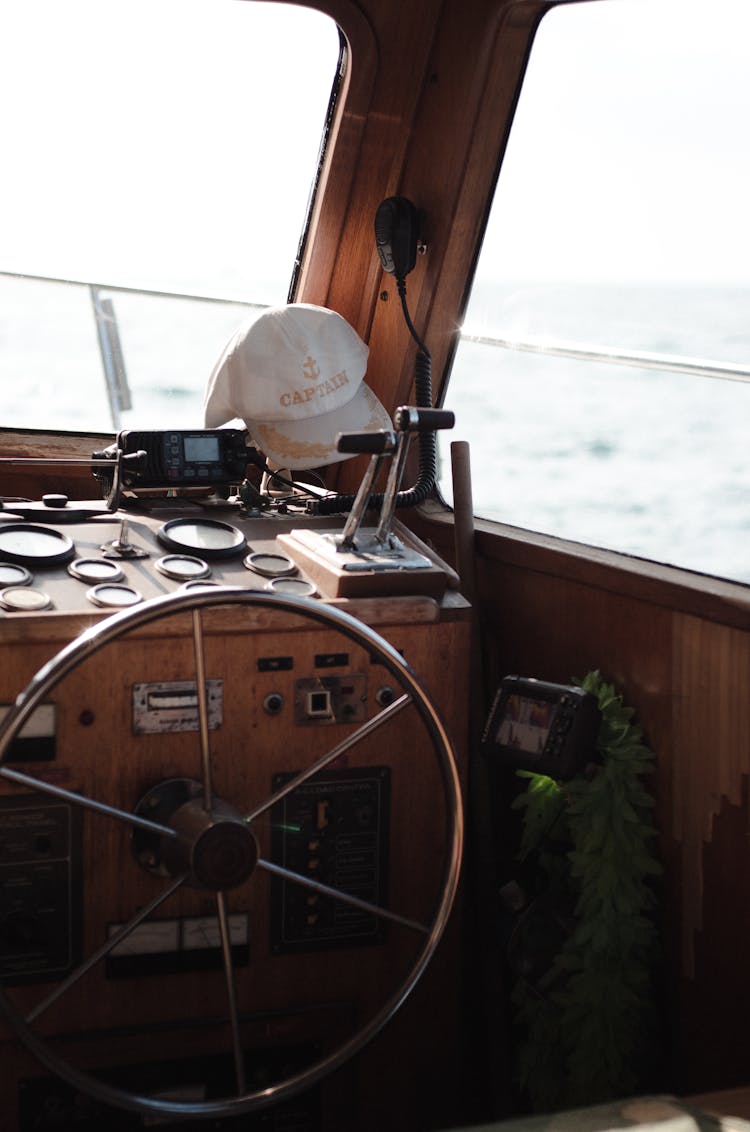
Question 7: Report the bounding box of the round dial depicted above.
[244,552,297,578]
[0,586,51,611]
[0,563,33,587]
[157,518,246,559]
[0,524,74,566]
[86,583,143,608]
[68,558,125,584]
[265,576,316,597]
[155,554,211,581]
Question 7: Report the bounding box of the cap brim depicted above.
[248,384,392,470]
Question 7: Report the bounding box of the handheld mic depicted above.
[374,197,419,278]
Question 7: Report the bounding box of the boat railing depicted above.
[2,268,749,434]
[0,269,263,430]
[460,331,750,385]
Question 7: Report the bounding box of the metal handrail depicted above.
[0,267,264,310]
[460,330,750,385]
[0,269,264,430]
[3,267,749,389]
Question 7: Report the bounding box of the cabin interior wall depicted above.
[409,507,750,1101]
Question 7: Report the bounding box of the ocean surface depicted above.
[440,283,750,584]
[1,275,748,585]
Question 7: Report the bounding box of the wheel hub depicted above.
[133,778,258,891]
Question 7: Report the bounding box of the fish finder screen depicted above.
[496,693,556,755]
[183,435,221,463]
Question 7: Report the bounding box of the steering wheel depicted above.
[0,588,463,1123]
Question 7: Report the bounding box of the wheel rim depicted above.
[0,587,463,1121]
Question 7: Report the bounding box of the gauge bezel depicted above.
[265,576,317,597]
[0,523,75,566]
[155,554,211,581]
[243,551,297,579]
[0,586,52,611]
[68,558,125,584]
[156,518,247,559]
[86,583,143,608]
[0,563,33,587]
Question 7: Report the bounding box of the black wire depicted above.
[311,277,437,517]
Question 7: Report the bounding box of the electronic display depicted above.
[495,693,558,755]
[183,434,221,464]
[482,675,601,780]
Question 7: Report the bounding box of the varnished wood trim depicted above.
[412,505,750,631]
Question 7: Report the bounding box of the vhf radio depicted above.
[93,429,253,495]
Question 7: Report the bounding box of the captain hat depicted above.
[204,303,392,470]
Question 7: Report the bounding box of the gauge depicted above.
[0,523,75,566]
[183,914,249,951]
[244,551,297,578]
[86,583,143,608]
[157,518,246,559]
[68,558,125,584]
[155,554,211,581]
[265,576,317,597]
[180,580,223,592]
[0,586,52,611]
[0,563,32,587]
[108,919,180,958]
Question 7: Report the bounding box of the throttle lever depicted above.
[335,430,398,551]
[374,406,454,546]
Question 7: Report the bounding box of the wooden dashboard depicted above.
[0,503,470,1131]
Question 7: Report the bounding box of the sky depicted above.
[482,0,750,286]
[0,0,340,301]
[1,0,749,297]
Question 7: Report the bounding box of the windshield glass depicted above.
[0,0,341,431]
[442,0,750,584]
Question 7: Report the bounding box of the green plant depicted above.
[511,670,662,1112]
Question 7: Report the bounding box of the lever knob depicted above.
[393,407,455,433]
[336,430,398,454]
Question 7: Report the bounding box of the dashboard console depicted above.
[0,499,469,1132]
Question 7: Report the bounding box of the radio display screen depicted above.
[183,435,221,464]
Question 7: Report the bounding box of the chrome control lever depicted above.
[335,407,454,553]
[335,430,398,550]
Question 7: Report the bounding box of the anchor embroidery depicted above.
[303,356,320,381]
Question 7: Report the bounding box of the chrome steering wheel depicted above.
[0,588,463,1123]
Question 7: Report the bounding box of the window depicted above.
[441,0,750,584]
[0,0,341,431]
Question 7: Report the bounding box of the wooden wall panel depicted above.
[449,522,750,1098]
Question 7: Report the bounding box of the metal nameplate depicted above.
[132,680,223,734]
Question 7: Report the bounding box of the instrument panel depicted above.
[0,503,470,1132]
[0,508,338,615]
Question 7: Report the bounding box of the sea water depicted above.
[1,275,748,584]
[440,282,750,583]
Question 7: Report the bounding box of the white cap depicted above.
[204,303,392,470]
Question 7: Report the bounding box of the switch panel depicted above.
[270,767,390,952]
[0,795,82,982]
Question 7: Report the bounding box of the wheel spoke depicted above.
[0,766,178,840]
[257,857,429,935]
[192,608,214,812]
[215,892,246,1095]
[244,693,412,824]
[25,873,188,1024]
